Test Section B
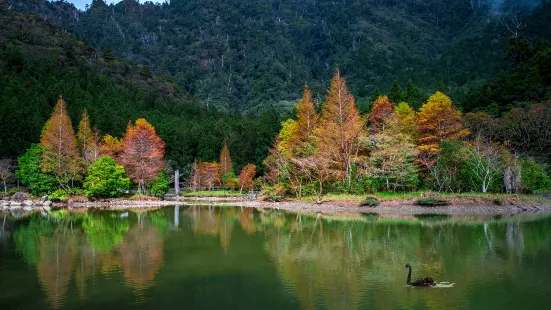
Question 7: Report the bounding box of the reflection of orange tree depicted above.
[262,215,551,310]
[187,206,238,250]
[264,219,365,310]
[237,207,256,234]
[36,231,79,309]
[261,214,457,310]
[118,224,164,291]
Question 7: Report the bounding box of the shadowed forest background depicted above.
[1,0,550,197]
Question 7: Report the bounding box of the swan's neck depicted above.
[407,266,412,285]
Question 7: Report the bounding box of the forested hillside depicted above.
[0,5,281,174]
[7,0,550,111]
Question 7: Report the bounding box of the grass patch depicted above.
[415,197,450,206]
[180,190,241,197]
[126,194,160,201]
[359,195,379,207]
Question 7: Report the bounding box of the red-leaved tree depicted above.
[238,163,256,193]
[120,118,165,194]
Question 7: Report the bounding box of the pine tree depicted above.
[40,95,80,188]
[388,80,403,103]
[371,88,381,103]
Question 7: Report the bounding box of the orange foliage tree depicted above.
[100,134,123,160]
[238,163,256,193]
[189,158,201,191]
[120,118,165,194]
[77,108,100,165]
[417,92,469,163]
[369,96,395,133]
[200,162,220,190]
[291,85,319,156]
[315,69,364,186]
[219,144,233,178]
[40,95,80,188]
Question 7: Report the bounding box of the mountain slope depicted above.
[0,5,281,173]
[9,0,541,112]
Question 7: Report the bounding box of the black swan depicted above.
[405,264,435,287]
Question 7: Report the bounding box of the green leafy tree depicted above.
[520,160,551,193]
[150,169,170,197]
[16,144,56,195]
[83,156,130,198]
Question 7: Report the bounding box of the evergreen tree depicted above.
[388,80,403,103]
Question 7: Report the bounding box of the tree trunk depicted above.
[175,170,180,195]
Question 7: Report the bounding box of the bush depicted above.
[262,184,285,202]
[415,197,450,206]
[360,195,379,207]
[84,156,130,198]
[49,189,69,202]
[521,160,551,193]
[150,169,170,197]
[49,188,86,202]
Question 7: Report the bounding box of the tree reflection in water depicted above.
[6,207,551,309]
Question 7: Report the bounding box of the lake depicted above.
[1,206,550,309]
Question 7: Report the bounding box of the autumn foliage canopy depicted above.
[120,118,165,192]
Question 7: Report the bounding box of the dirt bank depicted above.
[5,196,550,216]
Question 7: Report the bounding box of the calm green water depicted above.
[1,206,551,310]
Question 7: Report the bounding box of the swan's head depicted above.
[405,264,411,268]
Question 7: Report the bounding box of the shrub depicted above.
[262,184,285,202]
[84,156,130,198]
[150,169,170,197]
[49,188,86,202]
[521,160,551,193]
[415,197,450,206]
[49,189,69,202]
[360,195,379,207]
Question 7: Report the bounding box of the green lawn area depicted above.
[294,191,550,204]
[180,190,242,197]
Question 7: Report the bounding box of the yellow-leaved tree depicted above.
[417,92,469,162]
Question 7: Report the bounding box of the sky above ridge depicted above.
[58,1,167,11]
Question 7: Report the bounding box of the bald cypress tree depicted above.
[40,95,81,188]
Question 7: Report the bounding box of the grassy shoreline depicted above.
[180,190,242,197]
[290,192,551,206]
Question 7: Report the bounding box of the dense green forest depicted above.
[0,5,281,175]
[1,1,551,199]
[6,0,551,112]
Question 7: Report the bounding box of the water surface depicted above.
[1,206,550,309]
